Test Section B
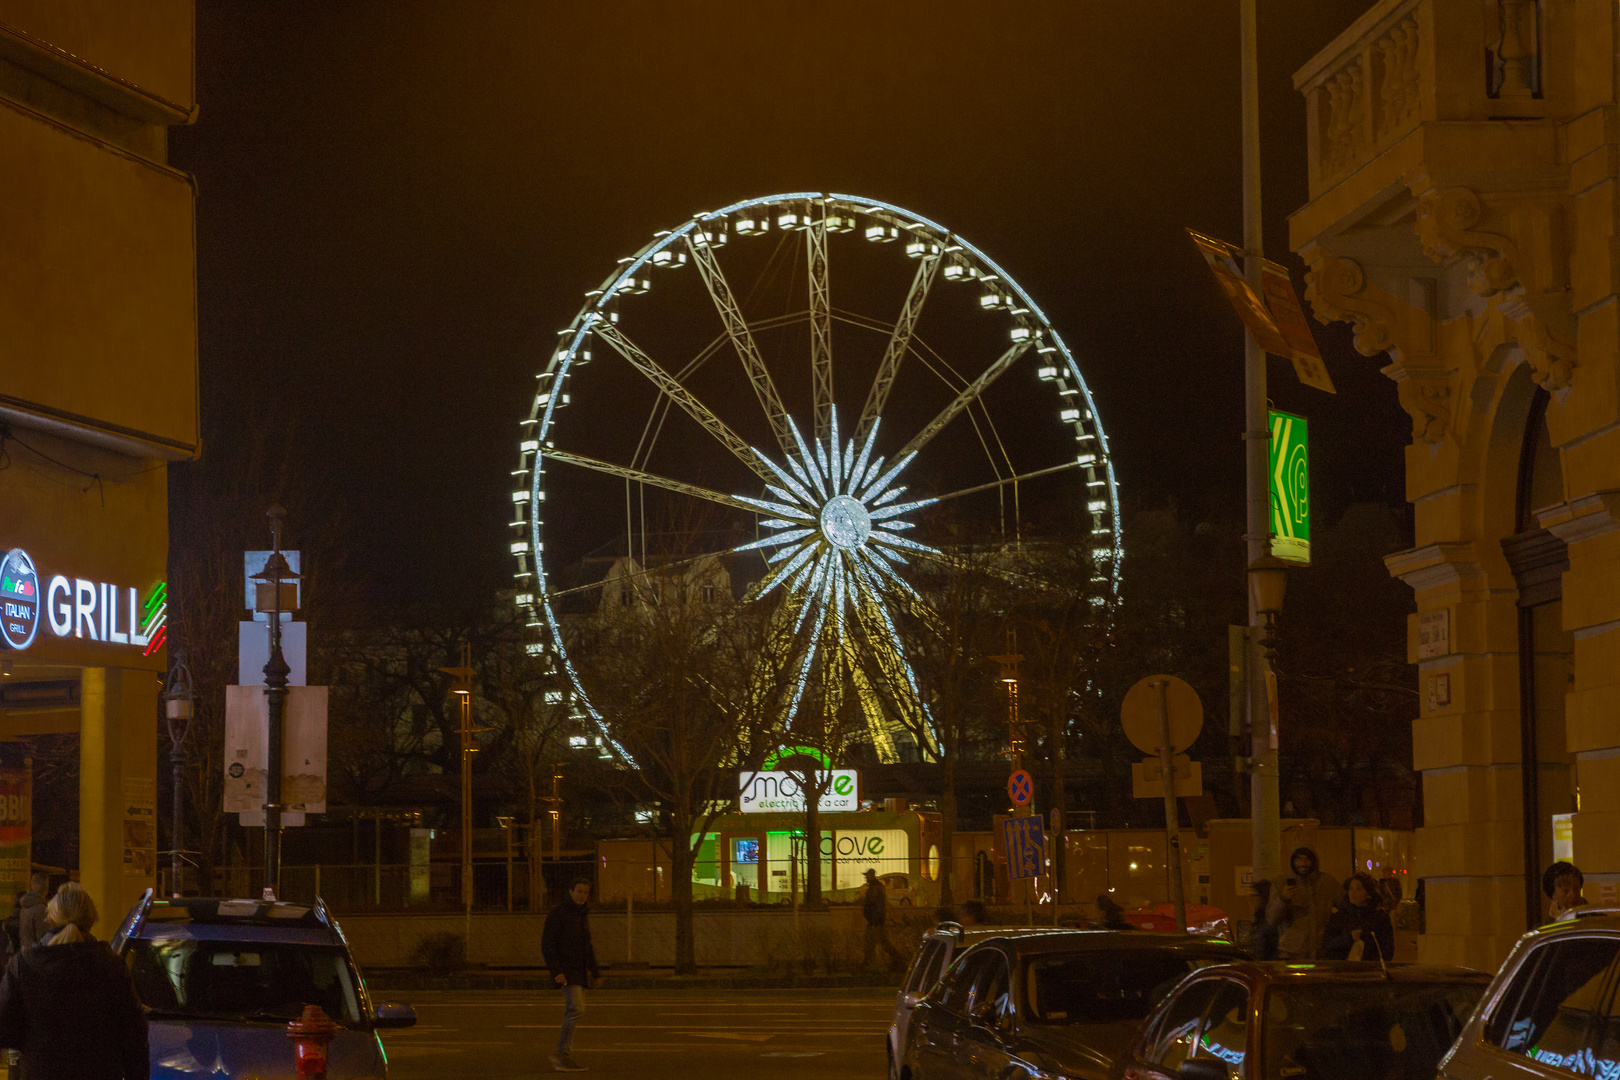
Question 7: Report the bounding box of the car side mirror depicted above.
[374,1002,417,1029]
[1180,1059,1230,1080]
[902,991,922,1008]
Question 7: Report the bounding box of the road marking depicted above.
[678,1031,774,1042]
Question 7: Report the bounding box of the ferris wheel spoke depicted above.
[540,449,762,515]
[925,460,1085,507]
[591,317,774,482]
[808,210,834,443]
[855,252,941,444]
[846,659,901,763]
[685,233,798,460]
[896,340,1034,459]
[849,562,937,756]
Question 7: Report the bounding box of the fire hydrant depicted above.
[286,1003,339,1079]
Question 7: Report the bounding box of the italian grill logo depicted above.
[0,550,40,651]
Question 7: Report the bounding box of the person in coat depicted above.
[541,877,601,1072]
[1266,846,1342,960]
[860,869,905,969]
[17,876,47,950]
[0,886,148,1079]
[1321,872,1395,962]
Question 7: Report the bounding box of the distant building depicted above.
[0,4,197,912]
[1292,0,1618,967]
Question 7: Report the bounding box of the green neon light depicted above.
[143,582,167,613]
[762,745,832,770]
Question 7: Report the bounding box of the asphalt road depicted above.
[381,988,894,1078]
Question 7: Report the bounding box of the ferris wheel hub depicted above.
[819,494,871,550]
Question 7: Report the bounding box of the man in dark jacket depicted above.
[541,877,601,1072]
[861,869,904,969]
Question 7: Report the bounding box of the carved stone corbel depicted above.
[1303,254,1400,357]
[1412,186,1519,296]
[1395,378,1453,444]
[1499,291,1577,395]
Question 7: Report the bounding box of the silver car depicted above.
[889,924,1006,1080]
[1439,907,1620,1080]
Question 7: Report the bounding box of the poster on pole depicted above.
[0,767,30,901]
[224,685,329,820]
[1268,409,1311,564]
[1187,230,1335,393]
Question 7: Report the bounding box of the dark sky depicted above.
[172,0,1408,601]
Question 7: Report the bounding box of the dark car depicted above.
[899,930,1250,1080]
[1437,907,1620,1080]
[1113,961,1489,1080]
[890,924,1032,1080]
[112,891,416,1079]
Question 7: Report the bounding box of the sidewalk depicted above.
[365,966,904,992]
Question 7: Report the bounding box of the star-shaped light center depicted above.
[820,494,870,550]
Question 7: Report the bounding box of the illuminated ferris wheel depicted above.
[510,193,1120,764]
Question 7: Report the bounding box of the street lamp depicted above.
[251,506,301,899]
[1249,566,1287,661]
[163,648,195,898]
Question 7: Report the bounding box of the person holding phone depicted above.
[542,878,602,1072]
[1264,846,1341,960]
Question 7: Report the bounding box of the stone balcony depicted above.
[1296,0,1575,204]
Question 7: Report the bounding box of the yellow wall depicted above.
[1292,0,1620,969]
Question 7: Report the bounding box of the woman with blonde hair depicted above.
[0,885,148,1078]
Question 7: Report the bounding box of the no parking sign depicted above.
[1007,769,1032,806]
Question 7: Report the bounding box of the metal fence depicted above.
[159,858,597,913]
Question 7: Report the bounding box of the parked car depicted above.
[890,923,1012,1080]
[882,873,918,906]
[1112,960,1488,1080]
[111,891,416,1080]
[1437,907,1620,1080]
[899,929,1250,1080]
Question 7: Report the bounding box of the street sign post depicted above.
[1002,815,1045,926]
[1121,674,1204,932]
[1268,409,1311,564]
[1007,769,1032,807]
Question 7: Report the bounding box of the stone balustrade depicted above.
[1295,0,1567,200]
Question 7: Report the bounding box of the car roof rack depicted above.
[1563,905,1620,921]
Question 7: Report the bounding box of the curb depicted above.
[365,969,904,992]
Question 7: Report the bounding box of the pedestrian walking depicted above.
[1266,846,1341,960]
[1544,861,1587,922]
[1321,872,1394,962]
[541,877,601,1072]
[17,875,47,950]
[0,886,148,1079]
[861,869,905,969]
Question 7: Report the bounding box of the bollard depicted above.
[286,1003,339,1079]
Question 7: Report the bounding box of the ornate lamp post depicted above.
[251,506,300,898]
[162,649,195,898]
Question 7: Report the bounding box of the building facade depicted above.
[1291,0,1618,967]
[0,2,197,915]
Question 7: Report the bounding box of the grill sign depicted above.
[0,550,40,651]
[0,547,160,653]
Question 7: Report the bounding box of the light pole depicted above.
[440,645,476,939]
[163,649,195,898]
[1240,0,1284,894]
[251,506,300,899]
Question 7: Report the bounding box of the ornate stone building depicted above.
[1291,0,1618,967]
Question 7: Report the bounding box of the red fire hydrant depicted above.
[286,1004,339,1079]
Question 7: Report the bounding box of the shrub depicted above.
[409,931,467,974]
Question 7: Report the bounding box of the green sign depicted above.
[1268,409,1310,564]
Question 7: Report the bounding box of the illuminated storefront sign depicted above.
[0,547,163,654]
[738,769,859,813]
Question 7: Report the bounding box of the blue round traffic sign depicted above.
[1008,769,1032,806]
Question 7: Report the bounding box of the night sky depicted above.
[171,1,1408,602]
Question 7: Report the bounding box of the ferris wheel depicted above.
[510,193,1120,764]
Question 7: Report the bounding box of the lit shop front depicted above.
[694,809,943,906]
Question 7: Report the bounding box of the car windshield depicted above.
[1025,950,1232,1024]
[126,938,363,1027]
[1263,980,1485,1080]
